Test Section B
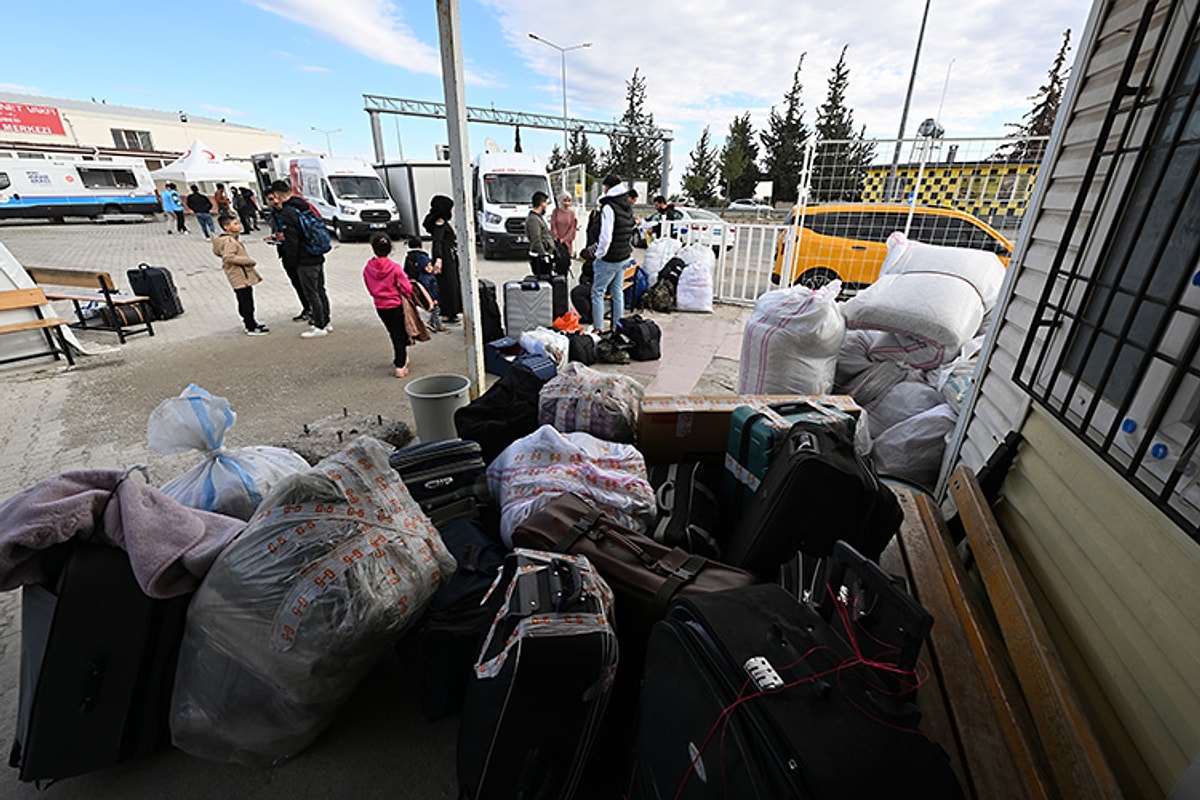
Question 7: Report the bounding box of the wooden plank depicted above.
[894,488,1055,800]
[25,266,114,289]
[0,287,51,311]
[0,318,67,335]
[950,465,1122,799]
[42,290,148,305]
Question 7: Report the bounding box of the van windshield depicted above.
[329,176,389,200]
[483,173,550,205]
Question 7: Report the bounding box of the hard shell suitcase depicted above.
[10,542,190,782]
[722,401,857,525]
[389,438,486,526]
[127,263,184,320]
[542,274,569,319]
[503,277,553,336]
[456,549,618,800]
[633,545,962,800]
[723,417,903,580]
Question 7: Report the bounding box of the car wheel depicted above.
[483,243,496,260]
[793,267,840,290]
[332,221,346,242]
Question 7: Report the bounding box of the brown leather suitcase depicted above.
[511,492,758,640]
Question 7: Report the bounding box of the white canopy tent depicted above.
[151,138,254,184]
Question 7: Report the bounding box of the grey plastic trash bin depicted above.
[404,374,471,442]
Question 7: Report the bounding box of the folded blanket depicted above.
[0,468,244,598]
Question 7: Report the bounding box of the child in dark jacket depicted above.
[403,237,445,332]
[363,234,415,377]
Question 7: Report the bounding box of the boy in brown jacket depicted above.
[213,214,269,335]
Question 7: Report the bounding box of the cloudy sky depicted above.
[4,0,1093,190]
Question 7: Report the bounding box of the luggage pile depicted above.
[739,231,1006,490]
[0,375,963,797]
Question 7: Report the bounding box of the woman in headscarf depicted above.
[422,195,463,324]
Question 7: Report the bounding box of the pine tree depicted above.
[603,69,663,192]
[681,126,720,206]
[811,47,876,202]
[547,144,566,172]
[718,112,760,201]
[514,125,523,153]
[996,29,1072,162]
[565,129,600,179]
[760,55,809,205]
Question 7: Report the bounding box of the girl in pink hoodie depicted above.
[363,234,415,377]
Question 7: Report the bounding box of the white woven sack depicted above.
[643,237,683,278]
[842,233,1005,363]
[737,281,846,394]
[486,425,656,547]
[675,243,715,313]
[871,403,959,489]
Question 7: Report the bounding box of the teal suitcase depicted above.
[722,400,857,525]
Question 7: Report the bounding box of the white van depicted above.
[252,153,401,241]
[0,153,159,221]
[472,150,552,259]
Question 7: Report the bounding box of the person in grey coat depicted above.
[525,191,555,278]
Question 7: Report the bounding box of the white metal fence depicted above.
[684,134,1047,306]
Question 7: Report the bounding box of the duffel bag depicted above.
[454,363,550,464]
[538,362,642,443]
[620,314,661,361]
[567,331,598,365]
[512,491,757,640]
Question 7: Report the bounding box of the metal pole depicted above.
[660,138,671,199]
[437,0,484,395]
[560,50,569,153]
[887,0,931,199]
[369,111,385,163]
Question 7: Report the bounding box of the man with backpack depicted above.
[265,179,332,338]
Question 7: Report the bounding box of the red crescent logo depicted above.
[203,149,216,160]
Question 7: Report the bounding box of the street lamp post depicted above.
[887,0,931,200]
[529,33,591,154]
[310,126,342,156]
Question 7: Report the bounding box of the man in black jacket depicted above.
[265,180,331,337]
[186,185,215,239]
[590,175,635,332]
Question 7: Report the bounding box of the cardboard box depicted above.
[638,394,860,465]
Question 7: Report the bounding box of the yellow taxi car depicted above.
[772,204,1013,290]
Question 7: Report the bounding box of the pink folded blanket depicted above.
[0,468,244,598]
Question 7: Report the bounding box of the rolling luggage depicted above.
[632,543,962,800]
[389,438,488,527]
[503,277,553,336]
[722,400,858,523]
[127,263,183,320]
[10,542,190,783]
[545,274,569,318]
[412,517,507,722]
[723,413,903,580]
[456,549,618,800]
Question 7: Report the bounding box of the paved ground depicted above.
[0,217,750,798]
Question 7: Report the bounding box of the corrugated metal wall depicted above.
[950,1,1200,795]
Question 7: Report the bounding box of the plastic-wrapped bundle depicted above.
[486,425,655,547]
[871,404,959,490]
[675,243,715,313]
[538,362,643,444]
[519,327,570,367]
[864,380,948,439]
[842,233,1005,365]
[149,385,310,521]
[642,236,683,279]
[170,436,455,766]
[738,281,846,395]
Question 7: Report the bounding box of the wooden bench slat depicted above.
[949,467,1122,799]
[43,291,149,305]
[902,489,1057,800]
[25,266,154,344]
[24,266,117,291]
[0,317,68,336]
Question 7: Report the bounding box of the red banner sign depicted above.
[0,102,66,136]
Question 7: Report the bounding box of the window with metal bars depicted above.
[1015,6,1200,540]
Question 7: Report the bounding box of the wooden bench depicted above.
[0,287,74,367]
[884,466,1122,799]
[25,267,153,344]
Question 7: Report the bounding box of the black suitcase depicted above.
[457,549,618,800]
[633,543,962,800]
[411,517,507,722]
[127,263,184,320]
[723,418,903,580]
[10,542,190,783]
[478,278,504,343]
[545,274,569,319]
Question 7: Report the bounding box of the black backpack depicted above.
[659,256,687,285]
[567,332,597,365]
[620,314,661,361]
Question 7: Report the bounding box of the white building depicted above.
[0,92,281,173]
